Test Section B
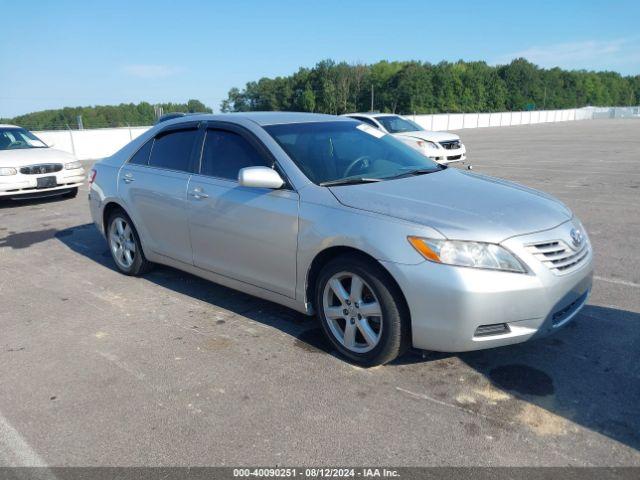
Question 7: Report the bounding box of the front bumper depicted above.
[0,168,85,197]
[429,145,467,164]
[382,222,593,352]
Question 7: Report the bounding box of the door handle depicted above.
[122,173,134,183]
[190,187,209,200]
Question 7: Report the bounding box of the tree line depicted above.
[221,59,640,114]
[1,100,212,130]
[4,59,638,129]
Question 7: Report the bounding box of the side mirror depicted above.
[238,166,284,189]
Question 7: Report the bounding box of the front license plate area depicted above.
[37,176,57,189]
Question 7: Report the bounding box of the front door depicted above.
[187,124,299,298]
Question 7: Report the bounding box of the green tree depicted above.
[298,85,316,112]
[186,99,212,113]
[4,99,214,129]
[217,59,638,115]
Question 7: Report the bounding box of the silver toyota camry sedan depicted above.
[88,112,593,366]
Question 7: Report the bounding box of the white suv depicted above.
[343,113,466,164]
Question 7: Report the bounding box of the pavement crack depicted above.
[395,386,514,427]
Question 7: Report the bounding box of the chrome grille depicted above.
[526,240,589,275]
[474,323,510,337]
[19,163,63,175]
[439,140,460,150]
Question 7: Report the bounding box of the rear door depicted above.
[187,122,299,298]
[118,123,202,264]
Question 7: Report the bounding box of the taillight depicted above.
[88,169,97,185]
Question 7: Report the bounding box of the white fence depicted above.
[32,106,636,160]
[411,107,596,131]
[34,126,150,161]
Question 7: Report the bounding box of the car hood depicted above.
[329,168,572,243]
[394,130,460,143]
[0,147,76,167]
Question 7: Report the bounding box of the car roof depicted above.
[0,124,21,129]
[342,112,400,119]
[165,112,354,127]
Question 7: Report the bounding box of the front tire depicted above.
[107,210,152,276]
[315,254,410,366]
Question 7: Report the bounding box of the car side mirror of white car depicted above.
[238,166,284,189]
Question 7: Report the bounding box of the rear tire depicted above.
[106,210,153,276]
[315,254,410,366]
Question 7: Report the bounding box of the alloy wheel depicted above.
[322,272,383,353]
[109,217,136,270]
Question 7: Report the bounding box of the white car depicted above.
[343,113,466,164]
[0,125,85,200]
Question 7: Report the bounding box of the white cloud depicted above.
[122,64,184,79]
[496,38,640,72]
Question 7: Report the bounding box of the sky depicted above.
[1,0,639,118]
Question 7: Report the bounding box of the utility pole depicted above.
[370,85,374,112]
[154,105,164,121]
[76,115,83,130]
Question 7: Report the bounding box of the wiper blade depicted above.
[320,177,383,187]
[386,166,443,180]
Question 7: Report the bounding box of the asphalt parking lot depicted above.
[0,119,639,467]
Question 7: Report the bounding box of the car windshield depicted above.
[375,116,423,133]
[0,127,48,150]
[264,121,442,185]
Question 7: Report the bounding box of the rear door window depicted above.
[148,128,198,172]
[351,116,380,129]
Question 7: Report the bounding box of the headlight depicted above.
[416,140,439,150]
[65,161,82,170]
[408,236,527,273]
[0,167,17,176]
